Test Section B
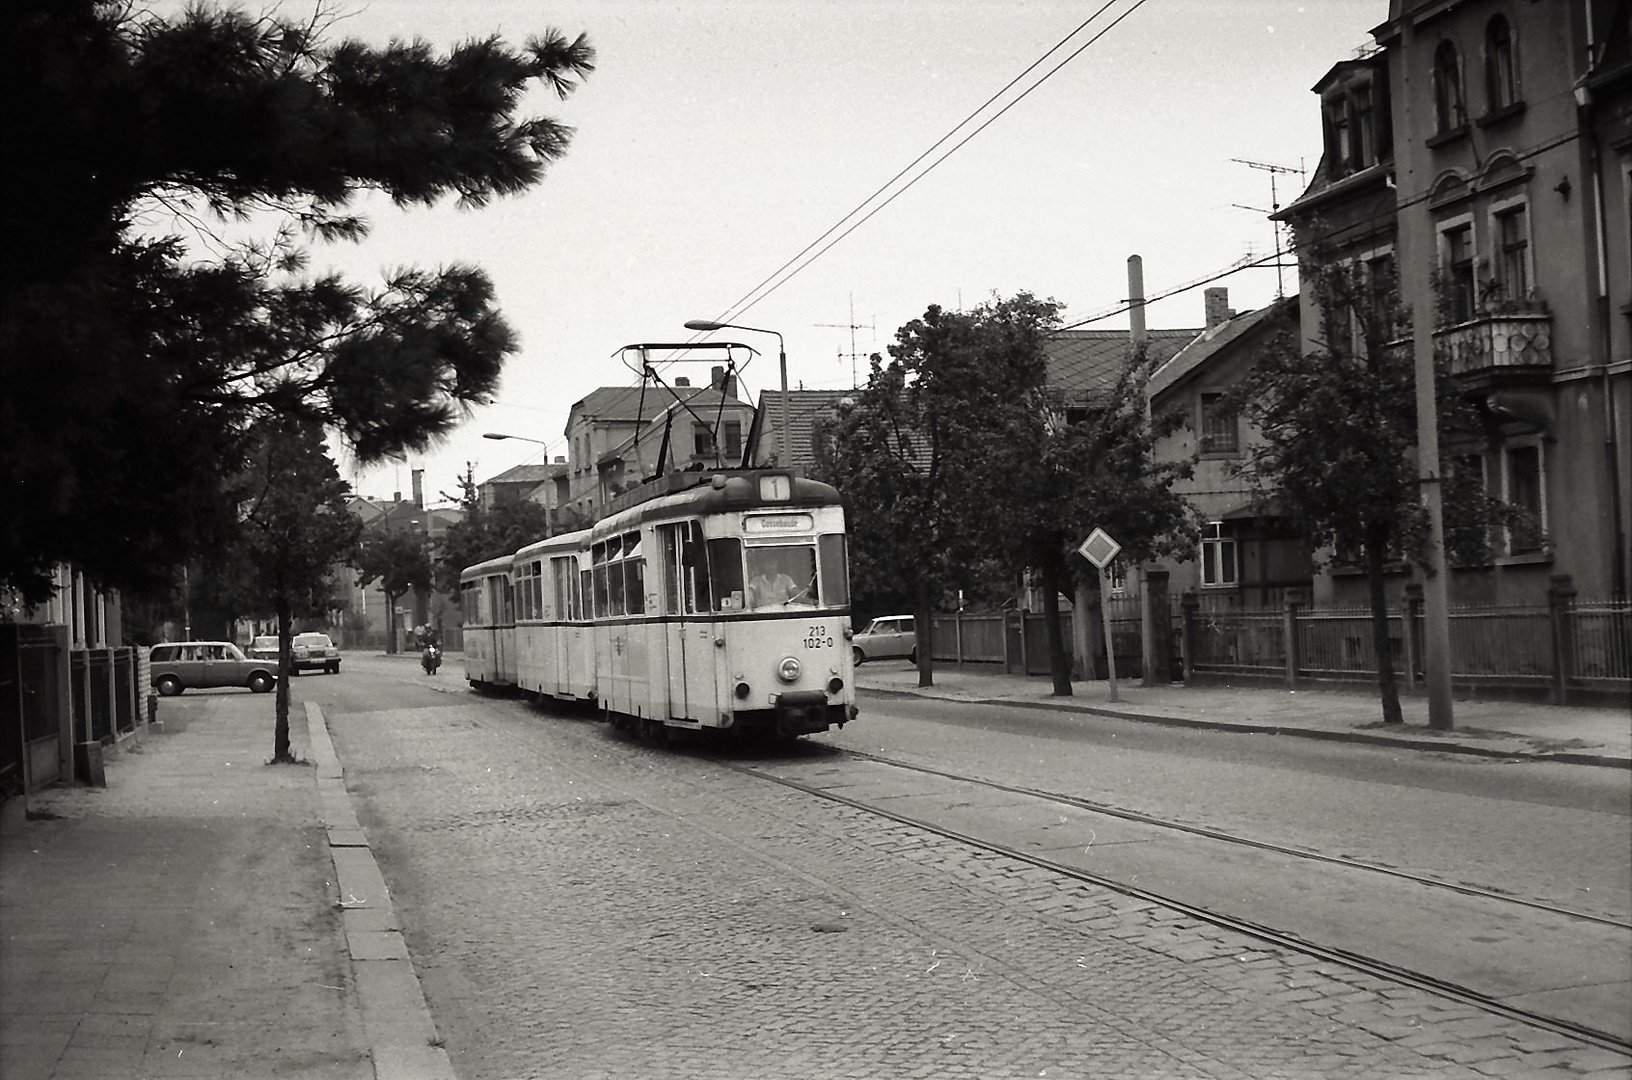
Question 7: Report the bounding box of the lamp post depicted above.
[482,431,549,453]
[684,319,790,467]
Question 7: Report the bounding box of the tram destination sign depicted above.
[1077,527,1121,570]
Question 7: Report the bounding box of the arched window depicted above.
[1486,15,1518,111]
[1434,40,1466,133]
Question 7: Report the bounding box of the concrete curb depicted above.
[305,701,455,1080]
[860,686,1632,770]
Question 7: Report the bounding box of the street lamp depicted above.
[482,431,549,451]
[684,319,790,467]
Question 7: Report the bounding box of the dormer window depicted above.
[1321,77,1387,179]
[1434,40,1467,133]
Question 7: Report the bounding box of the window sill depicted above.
[1426,125,1470,149]
[1477,101,1526,128]
[1495,549,1553,567]
[1199,450,1243,461]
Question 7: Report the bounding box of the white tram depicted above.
[459,553,517,690]
[512,528,596,702]
[471,468,858,739]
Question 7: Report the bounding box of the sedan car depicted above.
[291,632,341,674]
[246,635,278,661]
[851,615,918,665]
[149,641,277,696]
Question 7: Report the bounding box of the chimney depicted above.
[710,365,739,399]
[1127,255,1148,349]
[411,468,424,508]
[1204,287,1234,330]
[675,376,690,387]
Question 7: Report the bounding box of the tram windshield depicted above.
[744,543,819,610]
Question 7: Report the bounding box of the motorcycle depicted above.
[421,645,441,675]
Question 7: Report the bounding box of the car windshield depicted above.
[251,637,276,648]
[294,634,332,646]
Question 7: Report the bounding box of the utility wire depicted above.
[705,0,1150,327]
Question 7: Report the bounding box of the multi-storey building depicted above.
[1276,1,1630,605]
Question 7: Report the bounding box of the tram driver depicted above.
[746,547,818,609]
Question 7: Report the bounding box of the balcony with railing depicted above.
[1434,302,1553,382]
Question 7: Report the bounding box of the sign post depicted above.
[1077,528,1123,703]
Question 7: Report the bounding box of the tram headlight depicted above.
[776,656,801,683]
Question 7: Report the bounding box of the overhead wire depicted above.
[700,0,1151,328]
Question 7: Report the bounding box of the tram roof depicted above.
[460,552,516,579]
[514,528,591,561]
[592,468,841,537]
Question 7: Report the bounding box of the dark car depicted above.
[292,632,341,674]
[149,641,277,696]
[851,615,917,665]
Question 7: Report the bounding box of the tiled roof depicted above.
[483,463,553,486]
[1147,298,1297,403]
[1045,328,1200,403]
[569,383,743,427]
[752,389,856,467]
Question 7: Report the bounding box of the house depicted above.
[745,388,856,470]
[563,368,753,523]
[341,468,462,651]
[1276,0,1631,606]
[1146,291,1308,609]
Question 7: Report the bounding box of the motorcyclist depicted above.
[420,632,441,675]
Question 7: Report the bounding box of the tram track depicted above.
[716,748,1632,1058]
[463,694,1632,1060]
[838,748,1632,932]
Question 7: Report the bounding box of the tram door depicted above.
[660,521,716,723]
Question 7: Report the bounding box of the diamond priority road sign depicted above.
[1077,527,1121,570]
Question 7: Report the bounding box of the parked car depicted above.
[149,641,277,696]
[292,632,342,674]
[246,635,279,661]
[851,615,918,665]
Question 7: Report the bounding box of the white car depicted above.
[291,632,342,674]
[851,615,918,665]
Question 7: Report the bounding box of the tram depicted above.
[467,467,858,739]
[459,553,517,690]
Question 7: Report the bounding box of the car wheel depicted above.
[247,672,274,694]
[852,646,864,666]
[327,663,339,674]
[155,675,182,697]
[908,647,917,664]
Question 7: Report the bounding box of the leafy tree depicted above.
[821,298,1055,686]
[433,465,554,600]
[232,417,361,762]
[1011,350,1199,698]
[2,0,594,605]
[1231,259,1518,724]
[355,529,435,654]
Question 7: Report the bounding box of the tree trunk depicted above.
[1039,553,1072,697]
[1367,539,1404,725]
[384,590,401,654]
[273,602,294,761]
[914,580,936,688]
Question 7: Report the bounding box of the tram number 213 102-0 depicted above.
[804,625,836,649]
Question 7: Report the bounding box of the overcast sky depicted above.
[252,0,1382,503]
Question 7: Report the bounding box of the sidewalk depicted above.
[854,662,1632,769]
[0,698,375,1080]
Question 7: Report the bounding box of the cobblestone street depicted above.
[326,692,1629,1080]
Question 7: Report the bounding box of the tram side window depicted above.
[552,557,573,621]
[684,521,712,613]
[500,578,515,624]
[606,535,626,615]
[592,542,610,618]
[819,534,849,606]
[707,537,745,610]
[659,525,681,615]
[621,531,645,615]
[529,560,543,620]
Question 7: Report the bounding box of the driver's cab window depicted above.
[744,543,819,610]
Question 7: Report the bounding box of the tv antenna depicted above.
[816,293,876,388]
[1231,157,1305,298]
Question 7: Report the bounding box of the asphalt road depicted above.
[301,655,1632,1080]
